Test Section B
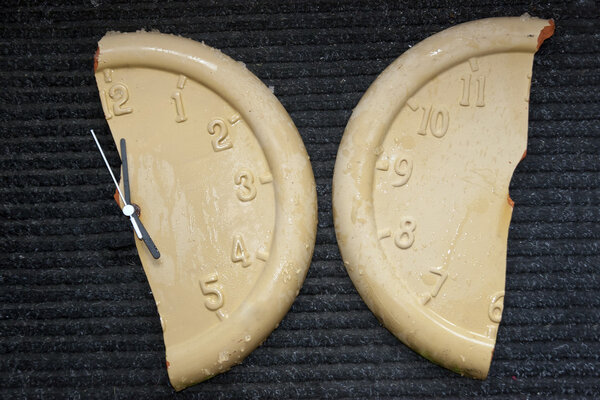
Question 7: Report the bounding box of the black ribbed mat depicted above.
[1,1,599,399]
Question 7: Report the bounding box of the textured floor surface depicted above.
[1,1,599,399]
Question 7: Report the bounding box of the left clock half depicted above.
[92,31,317,391]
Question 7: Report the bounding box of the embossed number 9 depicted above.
[392,157,413,187]
[200,273,224,311]
[207,119,233,152]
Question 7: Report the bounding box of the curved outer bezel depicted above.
[96,32,317,390]
[332,17,552,378]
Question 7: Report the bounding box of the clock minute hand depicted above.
[120,138,161,260]
[120,138,131,205]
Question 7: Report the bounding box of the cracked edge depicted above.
[537,19,555,50]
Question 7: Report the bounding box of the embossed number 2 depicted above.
[102,83,133,119]
[109,83,133,116]
[207,119,233,152]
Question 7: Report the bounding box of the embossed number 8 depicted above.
[394,217,416,249]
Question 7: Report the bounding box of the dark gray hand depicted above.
[120,138,161,259]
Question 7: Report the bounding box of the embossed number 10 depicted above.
[416,105,449,138]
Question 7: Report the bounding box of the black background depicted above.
[1,1,599,399]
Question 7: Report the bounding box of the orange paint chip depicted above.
[94,47,99,72]
[537,19,555,50]
[507,194,515,208]
[166,361,171,368]
[113,188,120,206]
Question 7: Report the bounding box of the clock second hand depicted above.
[90,129,143,239]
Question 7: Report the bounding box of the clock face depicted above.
[97,65,276,344]
[332,17,553,379]
[373,52,532,339]
[94,32,317,391]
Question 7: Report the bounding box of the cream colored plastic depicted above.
[332,16,554,378]
[94,31,317,390]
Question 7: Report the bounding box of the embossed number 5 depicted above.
[200,274,224,311]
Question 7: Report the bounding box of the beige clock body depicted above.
[94,31,317,391]
[333,16,553,378]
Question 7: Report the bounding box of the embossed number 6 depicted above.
[488,291,505,323]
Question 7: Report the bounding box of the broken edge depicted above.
[537,19,555,50]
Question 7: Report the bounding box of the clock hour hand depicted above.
[90,129,160,259]
[131,213,160,259]
[120,138,161,259]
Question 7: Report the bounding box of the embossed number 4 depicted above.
[231,234,251,267]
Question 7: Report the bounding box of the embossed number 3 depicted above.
[207,119,233,152]
[234,169,257,202]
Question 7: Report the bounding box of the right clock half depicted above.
[332,16,554,379]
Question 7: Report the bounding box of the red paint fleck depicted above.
[537,19,555,50]
[521,150,527,161]
[166,361,171,368]
[507,194,515,208]
[512,375,517,381]
[94,47,99,71]
[113,188,120,206]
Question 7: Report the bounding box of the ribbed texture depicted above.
[1,1,598,398]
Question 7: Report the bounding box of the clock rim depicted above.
[332,17,552,379]
[95,31,318,391]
